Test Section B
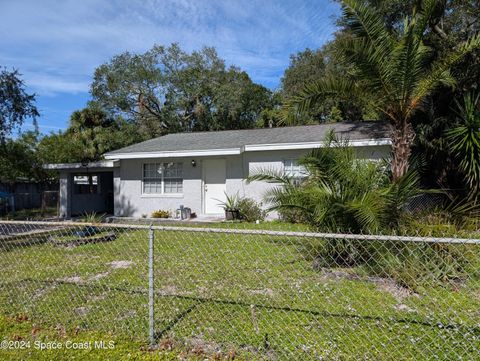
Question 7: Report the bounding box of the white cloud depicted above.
[26,74,90,96]
[0,0,340,95]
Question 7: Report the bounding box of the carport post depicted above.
[148,225,155,346]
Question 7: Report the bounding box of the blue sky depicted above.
[0,0,340,135]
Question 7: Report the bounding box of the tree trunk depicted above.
[391,120,415,180]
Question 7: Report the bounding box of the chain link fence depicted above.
[0,220,479,360]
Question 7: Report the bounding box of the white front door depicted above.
[203,159,226,214]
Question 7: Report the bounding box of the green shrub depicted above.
[399,208,480,237]
[248,131,422,234]
[313,238,480,290]
[216,192,240,211]
[151,210,170,218]
[315,238,373,267]
[278,208,308,224]
[380,242,478,290]
[81,211,103,223]
[237,198,267,222]
[248,132,480,288]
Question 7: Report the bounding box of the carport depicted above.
[45,161,118,218]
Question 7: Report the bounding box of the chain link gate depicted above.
[0,220,479,360]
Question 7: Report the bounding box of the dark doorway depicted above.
[71,172,114,216]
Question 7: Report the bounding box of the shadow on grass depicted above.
[1,278,479,343]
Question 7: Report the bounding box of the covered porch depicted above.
[45,161,118,218]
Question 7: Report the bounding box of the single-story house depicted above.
[46,122,392,219]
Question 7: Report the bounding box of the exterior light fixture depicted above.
[191,160,196,167]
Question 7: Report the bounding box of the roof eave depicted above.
[103,138,391,160]
[104,148,242,160]
[43,160,120,170]
[244,138,391,151]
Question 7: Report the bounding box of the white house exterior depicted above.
[48,122,392,219]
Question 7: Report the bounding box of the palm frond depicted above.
[341,0,393,63]
[263,186,312,213]
[247,167,295,185]
[280,76,360,125]
[442,197,480,219]
[347,192,385,232]
[335,0,397,102]
[446,93,480,192]
[413,0,440,38]
[336,36,392,96]
[249,124,422,233]
[410,32,480,115]
[391,21,432,110]
[383,170,424,227]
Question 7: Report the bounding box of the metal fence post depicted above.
[148,225,155,346]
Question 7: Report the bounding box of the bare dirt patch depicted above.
[157,285,193,296]
[74,307,89,316]
[394,303,416,312]
[315,267,419,311]
[59,276,84,284]
[32,285,56,300]
[158,285,178,296]
[181,335,275,360]
[89,272,110,281]
[184,335,227,356]
[317,268,361,282]
[116,309,137,321]
[248,288,275,297]
[87,294,106,302]
[107,260,134,269]
[370,277,415,303]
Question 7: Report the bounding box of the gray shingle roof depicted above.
[105,121,391,156]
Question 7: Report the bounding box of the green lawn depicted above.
[114,218,313,232]
[0,226,479,360]
[0,315,187,361]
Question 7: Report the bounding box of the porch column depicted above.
[58,171,71,218]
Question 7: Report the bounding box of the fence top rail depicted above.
[1,219,479,245]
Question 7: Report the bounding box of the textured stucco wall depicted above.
[111,144,391,218]
[114,158,203,217]
[245,144,390,188]
[241,145,391,218]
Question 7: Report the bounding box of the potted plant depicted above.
[216,192,240,220]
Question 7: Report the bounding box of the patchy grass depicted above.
[0,314,207,360]
[0,226,479,360]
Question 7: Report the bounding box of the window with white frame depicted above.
[73,175,99,194]
[283,159,306,181]
[143,162,183,194]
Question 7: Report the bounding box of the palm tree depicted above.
[446,93,480,199]
[283,0,480,180]
[68,107,114,162]
[248,131,421,233]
